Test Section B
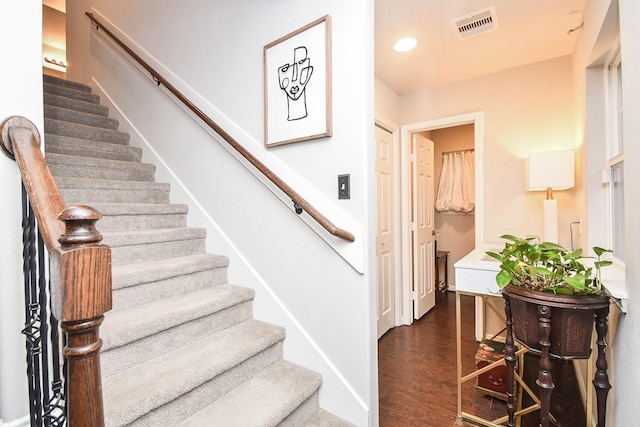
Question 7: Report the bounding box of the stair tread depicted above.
[43,74,92,92]
[102,284,254,350]
[44,82,100,103]
[45,134,142,161]
[112,253,227,290]
[91,202,188,216]
[101,226,207,247]
[45,104,119,129]
[55,176,170,191]
[45,118,130,144]
[44,92,109,116]
[103,319,285,426]
[179,360,321,427]
[46,152,155,171]
[306,410,356,427]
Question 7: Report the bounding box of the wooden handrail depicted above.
[1,116,112,427]
[85,12,355,243]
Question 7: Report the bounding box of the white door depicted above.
[376,125,396,338]
[412,134,436,319]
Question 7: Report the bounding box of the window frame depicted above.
[604,41,625,265]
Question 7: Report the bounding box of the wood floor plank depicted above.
[378,293,586,426]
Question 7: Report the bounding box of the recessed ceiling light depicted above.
[393,37,417,52]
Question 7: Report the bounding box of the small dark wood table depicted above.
[435,250,449,293]
[502,290,611,427]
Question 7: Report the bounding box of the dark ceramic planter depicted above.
[502,283,610,359]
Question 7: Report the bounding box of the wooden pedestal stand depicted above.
[502,285,611,427]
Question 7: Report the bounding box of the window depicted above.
[605,46,625,261]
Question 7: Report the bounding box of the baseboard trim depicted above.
[0,416,30,427]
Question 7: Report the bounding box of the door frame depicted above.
[375,117,403,330]
[399,112,485,325]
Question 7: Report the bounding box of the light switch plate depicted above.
[338,174,350,199]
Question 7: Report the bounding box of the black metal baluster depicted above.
[20,183,67,426]
[22,184,43,427]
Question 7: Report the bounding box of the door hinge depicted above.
[410,153,416,162]
[411,222,417,232]
[412,290,417,300]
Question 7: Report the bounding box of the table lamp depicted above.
[526,150,575,243]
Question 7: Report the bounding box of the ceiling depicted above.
[375,0,587,95]
[41,1,587,95]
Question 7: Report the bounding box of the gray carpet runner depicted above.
[43,73,353,427]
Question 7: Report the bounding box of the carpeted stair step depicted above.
[45,118,130,145]
[56,177,171,204]
[102,319,286,427]
[43,74,92,93]
[44,134,142,162]
[45,104,120,130]
[179,359,323,427]
[102,227,207,264]
[111,253,229,311]
[46,153,155,182]
[306,409,357,427]
[90,202,188,232]
[44,81,100,104]
[101,284,255,377]
[44,92,109,117]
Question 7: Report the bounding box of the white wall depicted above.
[399,56,578,248]
[574,0,640,424]
[0,1,43,424]
[614,1,640,423]
[66,1,376,425]
[374,77,400,126]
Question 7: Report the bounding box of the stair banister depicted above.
[85,12,355,243]
[1,116,112,427]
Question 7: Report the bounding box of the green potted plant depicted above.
[486,234,611,358]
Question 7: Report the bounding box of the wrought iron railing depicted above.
[21,184,67,427]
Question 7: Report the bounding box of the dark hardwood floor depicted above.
[378,292,586,426]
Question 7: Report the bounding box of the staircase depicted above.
[42,74,353,427]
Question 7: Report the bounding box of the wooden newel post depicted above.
[50,206,112,427]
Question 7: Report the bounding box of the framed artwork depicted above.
[264,15,332,147]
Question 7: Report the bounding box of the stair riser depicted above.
[102,300,254,377]
[98,213,187,233]
[280,392,321,427]
[60,188,171,204]
[44,93,109,116]
[44,82,100,104]
[45,140,142,162]
[48,163,155,182]
[107,238,206,265]
[45,105,119,130]
[125,343,284,427]
[112,267,227,311]
[44,74,92,92]
[45,119,130,145]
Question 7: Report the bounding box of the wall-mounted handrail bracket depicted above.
[293,202,303,215]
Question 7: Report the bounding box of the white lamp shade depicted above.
[526,149,575,191]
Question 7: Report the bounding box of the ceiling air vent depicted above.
[451,6,499,41]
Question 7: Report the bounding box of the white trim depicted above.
[0,416,30,427]
[400,112,485,324]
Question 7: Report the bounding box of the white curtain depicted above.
[435,150,475,213]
